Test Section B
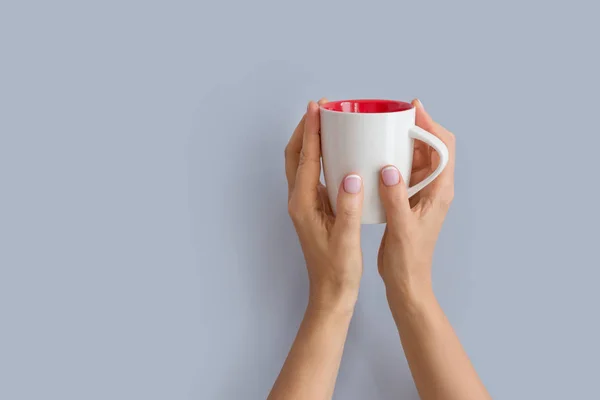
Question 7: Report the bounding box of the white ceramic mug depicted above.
[320,99,449,224]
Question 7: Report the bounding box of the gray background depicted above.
[1,1,599,399]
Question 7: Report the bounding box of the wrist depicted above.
[382,269,432,297]
[308,283,358,316]
[384,276,437,317]
[387,287,443,337]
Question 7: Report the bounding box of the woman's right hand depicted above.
[377,101,490,400]
[377,99,456,302]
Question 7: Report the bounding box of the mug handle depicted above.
[407,126,450,198]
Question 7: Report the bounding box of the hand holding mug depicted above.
[377,100,456,301]
[285,99,365,313]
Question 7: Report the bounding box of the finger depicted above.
[318,97,329,106]
[379,165,411,229]
[411,100,433,177]
[412,99,435,131]
[284,114,306,192]
[412,139,430,170]
[294,101,322,205]
[332,174,364,244]
[412,99,455,201]
[413,98,455,171]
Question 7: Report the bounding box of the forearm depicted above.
[268,299,354,400]
[387,285,490,400]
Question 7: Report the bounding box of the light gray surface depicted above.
[1,1,599,399]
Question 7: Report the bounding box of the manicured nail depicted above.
[343,175,362,194]
[382,166,400,186]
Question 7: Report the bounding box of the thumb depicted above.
[379,166,411,228]
[332,174,364,244]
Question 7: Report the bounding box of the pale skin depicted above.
[268,99,491,400]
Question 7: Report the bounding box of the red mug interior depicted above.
[321,99,413,113]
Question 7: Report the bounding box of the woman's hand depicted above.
[377,100,490,400]
[377,99,456,302]
[268,100,364,400]
[285,99,364,313]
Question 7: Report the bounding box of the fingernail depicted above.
[343,175,362,194]
[417,99,425,109]
[307,101,314,112]
[382,166,400,186]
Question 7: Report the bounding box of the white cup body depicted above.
[320,106,416,224]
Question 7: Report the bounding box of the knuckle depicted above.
[287,199,300,219]
[383,189,407,212]
[415,197,435,215]
[287,197,307,222]
[297,149,307,167]
[339,206,359,220]
[298,148,319,167]
[392,191,406,206]
[284,144,298,160]
[385,199,401,214]
[437,188,454,208]
[445,131,456,147]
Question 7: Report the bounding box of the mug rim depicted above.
[320,99,414,114]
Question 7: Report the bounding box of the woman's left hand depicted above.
[285,99,365,313]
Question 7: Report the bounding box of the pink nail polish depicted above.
[382,166,400,186]
[343,175,362,194]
